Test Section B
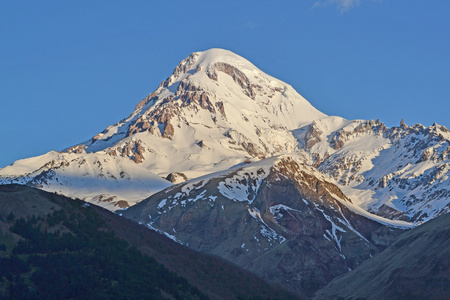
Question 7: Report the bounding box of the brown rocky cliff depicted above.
[123,157,403,297]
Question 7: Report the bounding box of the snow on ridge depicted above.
[0,150,172,211]
[332,191,415,229]
[248,207,286,244]
[217,165,269,203]
[145,222,183,245]
[0,151,70,177]
[292,116,450,223]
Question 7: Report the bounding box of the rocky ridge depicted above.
[294,116,450,222]
[123,155,410,297]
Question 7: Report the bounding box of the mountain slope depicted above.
[0,184,299,299]
[123,155,411,297]
[0,151,171,210]
[314,211,450,299]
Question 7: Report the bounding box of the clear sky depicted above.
[1,0,449,168]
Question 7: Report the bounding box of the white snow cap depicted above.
[196,48,264,70]
[161,48,327,126]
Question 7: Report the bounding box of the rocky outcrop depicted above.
[108,140,146,163]
[223,129,269,158]
[207,62,255,100]
[215,101,226,118]
[66,145,86,154]
[134,92,158,112]
[126,116,155,137]
[330,119,385,151]
[91,194,130,209]
[304,122,323,149]
[165,172,188,184]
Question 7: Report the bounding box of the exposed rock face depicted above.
[134,92,158,112]
[207,62,256,99]
[126,116,155,137]
[215,101,226,118]
[123,156,407,297]
[165,172,188,184]
[90,194,130,209]
[223,129,267,158]
[65,145,86,154]
[108,140,146,163]
[304,121,323,149]
[329,119,385,151]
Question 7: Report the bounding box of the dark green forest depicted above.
[0,203,206,300]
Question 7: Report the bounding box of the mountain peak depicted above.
[174,48,257,71]
[7,49,323,207]
[74,49,326,172]
[193,48,258,70]
[155,48,297,104]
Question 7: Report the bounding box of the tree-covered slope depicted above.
[0,184,299,300]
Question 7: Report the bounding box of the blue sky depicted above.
[1,0,449,167]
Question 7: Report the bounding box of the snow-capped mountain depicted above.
[1,48,449,222]
[67,49,325,177]
[0,49,326,209]
[123,154,411,296]
[295,117,450,222]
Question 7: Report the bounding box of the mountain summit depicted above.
[68,49,326,176]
